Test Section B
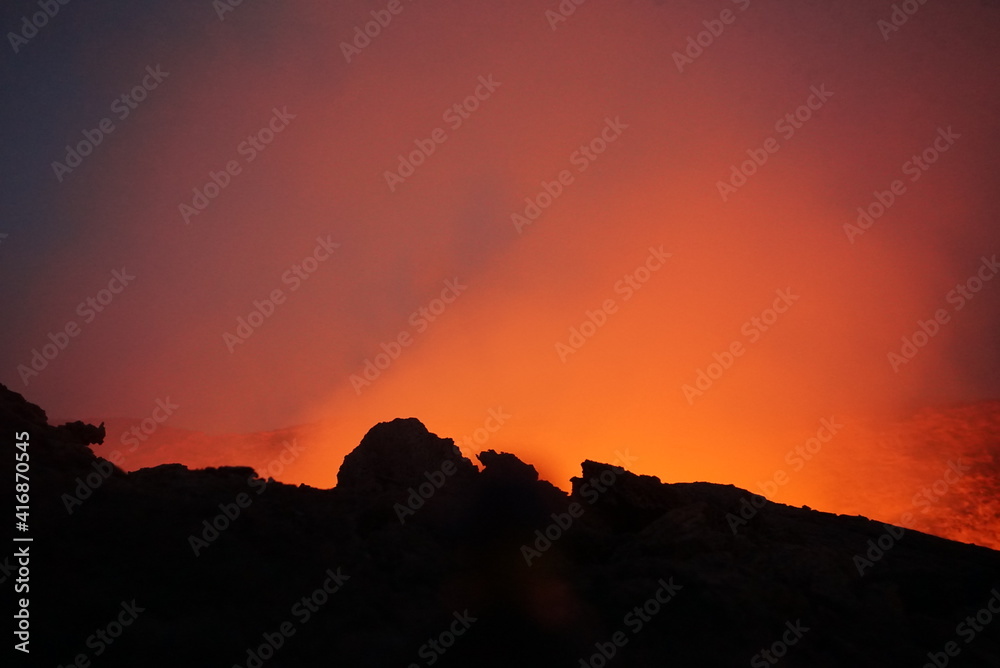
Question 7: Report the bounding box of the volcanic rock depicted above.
[337,417,477,495]
[3,384,999,668]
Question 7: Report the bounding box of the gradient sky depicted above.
[2,0,999,499]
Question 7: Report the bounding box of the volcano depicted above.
[4,384,1000,667]
[84,400,1000,552]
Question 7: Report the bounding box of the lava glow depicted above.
[5,1,1000,549]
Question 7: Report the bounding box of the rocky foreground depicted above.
[3,384,999,667]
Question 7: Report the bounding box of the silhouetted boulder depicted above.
[478,449,539,482]
[337,417,477,496]
[56,419,106,445]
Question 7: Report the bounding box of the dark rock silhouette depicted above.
[3,384,999,667]
[56,419,106,446]
[337,417,477,494]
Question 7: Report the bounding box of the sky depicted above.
[2,0,999,503]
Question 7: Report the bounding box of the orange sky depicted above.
[4,0,1000,507]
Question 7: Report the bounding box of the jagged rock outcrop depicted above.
[3,384,999,668]
[337,417,477,495]
[56,419,107,446]
[1,383,48,428]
